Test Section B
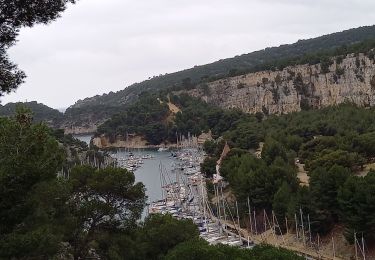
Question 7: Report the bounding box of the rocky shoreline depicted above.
[92,132,212,149]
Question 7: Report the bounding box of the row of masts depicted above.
[58,150,116,179]
[175,132,200,148]
[209,181,368,260]
[354,232,367,260]
[149,147,369,259]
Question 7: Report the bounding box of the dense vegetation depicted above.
[97,90,375,244]
[165,241,303,260]
[209,37,375,80]
[65,25,375,125]
[0,109,304,259]
[96,93,171,145]
[0,101,64,127]
[52,128,88,151]
[0,109,144,258]
[64,102,124,127]
[201,104,375,243]
[96,93,256,145]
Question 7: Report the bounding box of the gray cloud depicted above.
[2,0,375,108]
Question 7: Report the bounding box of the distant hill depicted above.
[0,101,64,128]
[65,25,375,119]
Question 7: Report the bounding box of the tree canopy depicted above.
[0,109,147,258]
[165,240,304,260]
[198,103,375,239]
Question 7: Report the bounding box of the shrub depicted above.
[335,66,345,76]
[371,75,375,90]
[320,57,333,74]
[237,83,246,89]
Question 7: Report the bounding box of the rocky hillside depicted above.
[62,25,375,132]
[4,26,375,134]
[186,53,375,114]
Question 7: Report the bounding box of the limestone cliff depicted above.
[93,131,212,149]
[92,134,148,149]
[186,53,375,114]
[63,124,98,135]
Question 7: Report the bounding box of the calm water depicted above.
[112,149,178,219]
[112,149,176,204]
[74,135,92,145]
[73,135,175,217]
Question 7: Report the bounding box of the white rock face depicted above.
[188,53,375,114]
[64,125,98,135]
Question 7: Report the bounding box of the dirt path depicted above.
[158,95,181,114]
[167,101,180,114]
[296,159,310,186]
[357,162,375,177]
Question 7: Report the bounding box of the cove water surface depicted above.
[112,149,176,208]
[74,135,92,145]
[73,135,175,217]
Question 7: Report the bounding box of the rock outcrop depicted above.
[187,53,375,115]
[92,131,213,149]
[92,134,148,149]
[64,124,98,135]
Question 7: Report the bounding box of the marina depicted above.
[130,148,341,259]
[85,141,250,247]
[72,137,355,259]
[75,142,254,248]
[145,148,253,248]
[111,150,154,172]
[72,137,325,259]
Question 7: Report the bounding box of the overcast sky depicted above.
[1,0,375,109]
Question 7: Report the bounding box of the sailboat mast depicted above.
[235,200,240,235]
[300,207,306,246]
[247,197,253,234]
[362,233,366,260]
[200,174,208,232]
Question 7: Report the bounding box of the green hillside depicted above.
[96,89,375,242]
[66,25,375,122]
[96,93,252,145]
[0,101,64,128]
